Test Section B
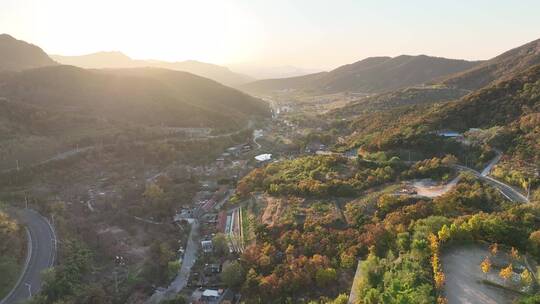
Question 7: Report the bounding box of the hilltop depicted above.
[441,38,540,90]
[0,34,57,71]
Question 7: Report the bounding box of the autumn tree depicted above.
[437,296,449,304]
[521,269,533,286]
[499,264,513,281]
[528,230,540,257]
[510,247,520,261]
[480,257,491,279]
[441,154,458,166]
[489,243,498,256]
[143,183,164,202]
[438,225,450,243]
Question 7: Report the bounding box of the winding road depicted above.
[412,151,528,203]
[1,209,56,304]
[456,164,529,203]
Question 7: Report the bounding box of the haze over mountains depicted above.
[0,34,270,171]
[52,52,253,86]
[227,63,323,80]
[0,65,268,130]
[0,33,270,138]
[240,55,482,95]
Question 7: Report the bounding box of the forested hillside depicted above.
[0,65,269,130]
[241,55,479,95]
[441,38,540,90]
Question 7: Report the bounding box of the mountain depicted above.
[51,51,135,68]
[51,52,253,86]
[240,55,481,95]
[227,64,323,79]
[0,34,57,71]
[441,38,540,91]
[0,65,270,130]
[424,64,540,132]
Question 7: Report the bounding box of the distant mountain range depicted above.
[336,38,540,116]
[227,64,323,80]
[51,52,254,86]
[240,55,482,95]
[0,34,57,71]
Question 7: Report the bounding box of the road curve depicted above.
[454,164,529,203]
[1,209,56,304]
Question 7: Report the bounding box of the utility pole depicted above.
[16,159,19,171]
[25,194,28,209]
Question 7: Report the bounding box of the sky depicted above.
[2,0,540,70]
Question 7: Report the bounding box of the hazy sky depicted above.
[2,0,540,70]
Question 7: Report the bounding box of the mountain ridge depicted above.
[0,65,270,130]
[0,33,57,71]
[240,54,481,95]
[51,51,254,86]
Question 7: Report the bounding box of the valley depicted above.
[0,9,540,304]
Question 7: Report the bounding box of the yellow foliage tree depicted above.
[437,296,449,304]
[429,233,439,254]
[438,225,450,243]
[480,256,491,278]
[434,271,445,289]
[521,269,533,286]
[499,264,513,281]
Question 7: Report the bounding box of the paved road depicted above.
[409,150,527,203]
[348,260,363,304]
[146,219,200,304]
[253,129,263,150]
[480,150,503,176]
[455,165,529,203]
[1,209,56,304]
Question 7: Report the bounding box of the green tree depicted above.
[167,260,181,280]
[329,294,349,304]
[162,295,187,304]
[221,261,245,288]
[212,233,229,256]
[340,251,355,269]
[143,183,164,202]
[315,267,337,288]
